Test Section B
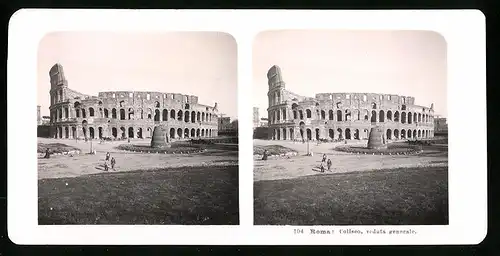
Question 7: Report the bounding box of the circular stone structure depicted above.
[150,125,170,148]
[367,126,387,150]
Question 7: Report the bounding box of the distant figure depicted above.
[44,148,50,159]
[327,158,332,172]
[105,152,110,161]
[104,161,109,172]
[262,149,269,161]
[322,154,327,163]
[128,138,130,143]
[319,161,325,173]
[111,157,116,170]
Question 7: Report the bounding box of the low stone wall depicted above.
[38,149,81,157]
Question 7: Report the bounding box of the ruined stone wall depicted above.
[266,65,436,142]
[48,64,219,140]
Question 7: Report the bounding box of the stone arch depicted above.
[401,129,406,139]
[353,109,360,120]
[82,109,86,118]
[418,130,421,138]
[154,101,160,108]
[386,129,392,140]
[413,130,417,138]
[189,111,195,123]
[320,110,326,120]
[337,110,343,121]
[337,128,343,140]
[418,113,422,123]
[184,111,190,122]
[363,129,369,139]
[387,110,392,121]
[147,109,152,119]
[154,109,160,121]
[354,129,360,140]
[289,128,294,140]
[364,109,369,121]
[329,129,334,139]
[371,110,377,122]
[137,128,143,139]
[414,113,417,123]
[196,128,200,137]
[120,109,126,120]
[372,102,377,109]
[119,100,125,107]
[345,128,351,140]
[201,129,205,137]
[184,128,189,138]
[177,110,183,121]
[170,109,176,119]
[177,128,183,138]
[170,128,175,138]
[128,108,134,119]
[197,112,201,122]
[202,112,206,122]
[282,128,287,140]
[104,109,109,118]
[408,112,412,124]
[401,112,406,124]
[128,127,134,138]
[89,127,95,139]
[120,127,126,138]
[379,110,385,122]
[345,109,351,121]
[276,129,281,140]
[315,128,320,141]
[112,127,118,138]
[394,129,399,139]
[426,130,429,138]
[306,128,312,140]
[162,109,168,121]
[71,127,76,138]
[299,110,304,119]
[89,107,95,117]
[98,127,103,139]
[394,111,399,122]
[191,128,196,138]
[407,129,411,138]
[74,102,81,108]
[65,127,69,138]
[306,109,312,118]
[328,110,334,120]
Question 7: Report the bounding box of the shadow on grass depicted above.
[39,165,239,225]
[254,166,448,226]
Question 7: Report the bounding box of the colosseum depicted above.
[265,65,435,142]
[47,63,219,140]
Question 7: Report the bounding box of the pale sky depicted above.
[38,31,238,119]
[253,30,447,118]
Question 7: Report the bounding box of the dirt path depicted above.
[38,138,238,180]
[253,139,448,181]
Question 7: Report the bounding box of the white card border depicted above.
[7,9,487,245]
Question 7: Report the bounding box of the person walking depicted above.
[321,154,327,163]
[104,160,109,172]
[105,152,110,161]
[327,158,332,172]
[110,157,116,170]
[262,149,269,161]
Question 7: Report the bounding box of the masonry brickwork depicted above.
[266,65,436,142]
[48,63,219,140]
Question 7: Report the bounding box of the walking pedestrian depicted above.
[111,157,116,170]
[105,152,110,161]
[322,154,327,163]
[327,158,332,172]
[262,149,269,161]
[104,161,109,172]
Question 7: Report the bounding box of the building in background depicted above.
[434,116,448,135]
[253,107,260,128]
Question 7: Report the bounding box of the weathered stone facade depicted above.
[48,63,219,140]
[266,65,435,141]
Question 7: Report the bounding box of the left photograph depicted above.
[37,31,239,225]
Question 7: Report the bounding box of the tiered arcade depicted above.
[266,65,435,142]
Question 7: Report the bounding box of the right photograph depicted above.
[252,30,449,226]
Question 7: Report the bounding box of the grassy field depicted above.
[254,166,448,225]
[37,143,80,153]
[39,165,239,225]
[253,145,297,156]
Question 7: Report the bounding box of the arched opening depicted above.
[147,109,152,119]
[337,128,343,140]
[72,127,76,138]
[306,109,312,118]
[185,103,190,109]
[364,129,369,139]
[209,130,212,137]
[299,110,304,120]
[128,108,134,120]
[329,110,334,120]
[364,110,369,121]
[120,127,126,138]
[281,128,286,140]
[202,113,205,122]
[82,109,86,118]
[354,129,360,140]
[371,110,377,122]
[418,130,421,138]
[197,112,201,122]
[154,109,160,121]
[191,111,196,123]
[413,130,417,138]
[191,128,195,138]
[137,128,143,139]
[276,129,281,140]
[426,130,429,138]
[394,129,399,139]
[184,111,190,123]
[407,129,411,139]
[379,110,385,122]
[306,129,312,140]
[401,112,406,124]
[177,110,183,121]
[293,110,298,119]
[386,129,392,140]
[321,110,326,120]
[112,108,117,119]
[148,127,153,138]
[65,127,69,138]
[74,102,81,108]
[345,128,351,140]
[408,112,412,124]
[120,109,126,120]
[140,110,144,119]
[104,109,109,118]
[413,113,417,123]
[354,109,360,120]
[329,129,334,139]
[418,113,422,123]
[177,128,183,138]
[387,110,392,121]
[401,129,406,139]
[170,109,176,119]
[82,120,88,138]
[154,101,160,108]
[345,109,351,121]
[119,101,125,107]
[372,102,377,109]
[98,127,103,139]
[282,109,287,120]
[112,127,118,138]
[299,122,305,141]
[337,110,343,121]
[315,128,320,141]
[162,109,168,121]
[201,129,205,137]
[184,128,189,138]
[169,128,175,138]
[128,127,134,138]
[196,129,200,137]
[89,108,95,117]
[394,111,399,122]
